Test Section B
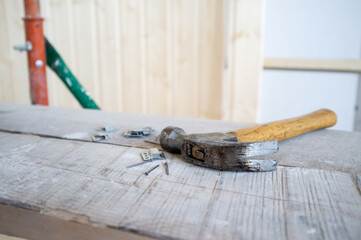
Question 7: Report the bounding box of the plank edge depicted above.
[0,203,156,240]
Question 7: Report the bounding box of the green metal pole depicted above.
[45,37,100,109]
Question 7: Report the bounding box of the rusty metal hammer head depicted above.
[159,126,278,172]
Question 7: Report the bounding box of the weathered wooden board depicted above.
[0,103,360,174]
[0,131,360,240]
[0,103,251,148]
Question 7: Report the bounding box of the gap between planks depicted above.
[0,128,152,150]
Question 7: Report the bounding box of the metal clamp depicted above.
[124,127,154,138]
[92,133,109,142]
[141,148,166,161]
[13,41,32,52]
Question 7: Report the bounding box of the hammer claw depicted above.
[182,138,278,171]
[236,159,277,172]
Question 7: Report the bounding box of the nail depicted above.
[145,164,160,176]
[165,162,169,175]
[127,160,152,168]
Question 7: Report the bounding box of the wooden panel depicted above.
[0,0,264,123]
[171,0,200,117]
[0,0,14,103]
[224,0,265,122]
[71,0,100,105]
[0,0,29,104]
[0,129,360,239]
[145,0,170,115]
[41,0,79,108]
[1,103,360,174]
[264,58,361,73]
[121,0,144,113]
[197,0,224,119]
[94,0,123,111]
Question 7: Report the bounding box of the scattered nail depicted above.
[127,160,152,168]
[165,162,169,175]
[145,164,160,176]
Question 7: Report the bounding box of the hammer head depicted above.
[160,126,279,172]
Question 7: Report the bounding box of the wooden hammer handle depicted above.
[229,109,337,142]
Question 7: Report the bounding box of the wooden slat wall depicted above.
[0,0,263,123]
[224,0,264,122]
[0,0,30,105]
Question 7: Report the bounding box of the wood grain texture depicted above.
[264,58,361,73]
[196,0,224,119]
[0,0,29,105]
[42,0,79,109]
[0,0,229,120]
[230,109,337,142]
[223,0,265,122]
[0,204,153,240]
[95,0,123,111]
[0,103,360,174]
[0,129,360,239]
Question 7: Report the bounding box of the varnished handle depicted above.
[229,109,337,142]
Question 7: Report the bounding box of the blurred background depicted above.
[0,0,360,131]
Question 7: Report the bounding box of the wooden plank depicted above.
[71,0,100,106]
[197,0,224,119]
[94,0,123,111]
[0,0,30,104]
[201,167,361,240]
[145,0,170,115]
[0,103,360,174]
[41,0,79,108]
[264,58,361,73]
[0,0,14,103]
[121,0,144,113]
[224,0,265,122]
[0,131,360,239]
[171,0,200,118]
[0,204,152,240]
[0,102,252,149]
[165,0,175,115]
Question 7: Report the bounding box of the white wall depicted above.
[260,0,361,131]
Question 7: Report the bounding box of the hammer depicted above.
[158,109,337,172]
